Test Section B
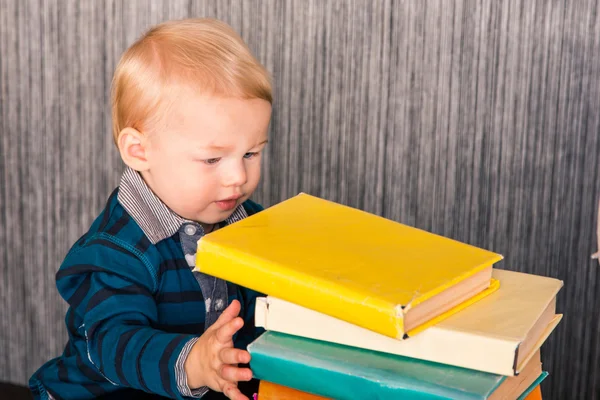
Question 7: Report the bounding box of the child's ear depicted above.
[117,127,150,172]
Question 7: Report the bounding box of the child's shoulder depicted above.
[58,188,160,290]
[73,188,148,249]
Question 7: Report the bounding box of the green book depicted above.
[248,332,547,400]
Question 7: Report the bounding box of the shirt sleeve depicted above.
[175,337,209,397]
[56,235,200,399]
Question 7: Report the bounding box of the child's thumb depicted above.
[210,299,241,330]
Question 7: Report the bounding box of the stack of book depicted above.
[195,194,562,400]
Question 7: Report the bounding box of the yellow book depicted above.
[196,193,503,339]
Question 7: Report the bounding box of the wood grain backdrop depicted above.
[1,0,599,398]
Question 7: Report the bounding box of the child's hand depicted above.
[185,300,253,400]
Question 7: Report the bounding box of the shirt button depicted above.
[214,299,225,311]
[184,225,197,236]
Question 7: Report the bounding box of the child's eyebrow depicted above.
[198,144,229,151]
[197,140,268,152]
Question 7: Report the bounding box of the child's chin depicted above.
[200,208,235,222]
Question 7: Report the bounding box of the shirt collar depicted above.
[117,167,247,244]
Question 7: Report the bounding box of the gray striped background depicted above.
[1,1,599,398]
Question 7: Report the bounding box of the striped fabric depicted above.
[117,167,189,245]
[28,169,265,399]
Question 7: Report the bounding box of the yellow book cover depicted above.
[196,193,503,339]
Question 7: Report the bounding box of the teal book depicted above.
[248,332,546,400]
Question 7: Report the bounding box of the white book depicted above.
[255,268,562,376]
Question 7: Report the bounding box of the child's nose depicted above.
[224,162,248,187]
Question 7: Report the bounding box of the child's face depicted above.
[142,91,272,225]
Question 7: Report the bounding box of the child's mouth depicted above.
[215,197,241,211]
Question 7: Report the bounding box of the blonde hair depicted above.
[111,18,272,144]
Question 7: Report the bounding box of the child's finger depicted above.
[223,382,249,400]
[210,300,241,331]
[219,348,251,365]
[220,365,253,383]
[215,316,244,344]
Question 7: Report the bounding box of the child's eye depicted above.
[244,152,259,159]
[203,158,221,165]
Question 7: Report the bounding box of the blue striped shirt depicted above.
[29,168,265,399]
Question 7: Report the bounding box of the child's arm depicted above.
[56,241,247,399]
[58,257,194,398]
